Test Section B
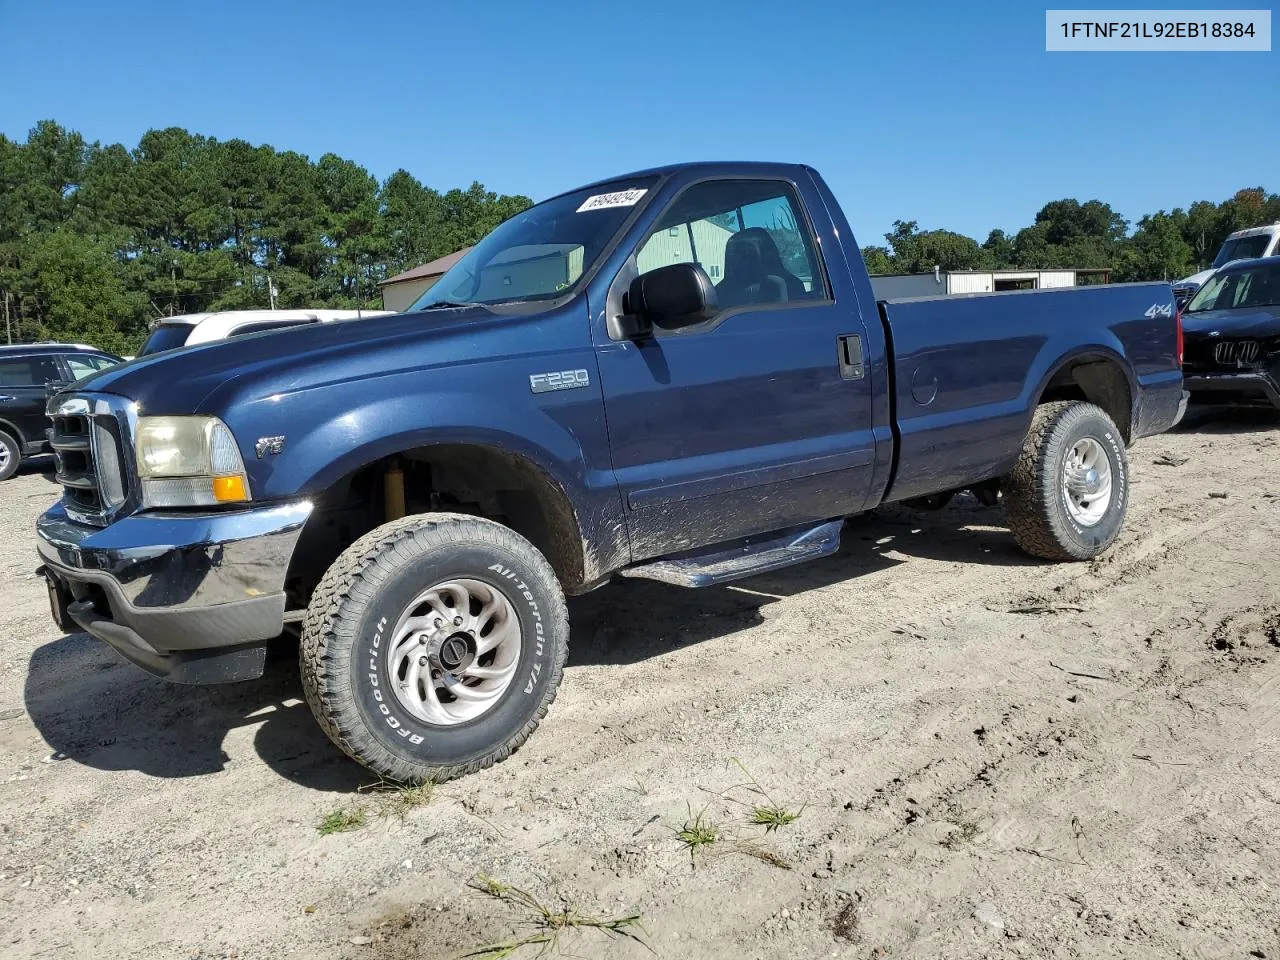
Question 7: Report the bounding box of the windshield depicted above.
[1186,261,1280,313]
[408,177,658,311]
[137,323,193,357]
[1213,233,1273,268]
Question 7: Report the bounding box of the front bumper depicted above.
[1184,371,1280,409]
[37,499,312,683]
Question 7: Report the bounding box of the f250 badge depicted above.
[1144,303,1173,319]
[529,369,590,394]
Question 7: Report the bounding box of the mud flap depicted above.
[40,566,73,634]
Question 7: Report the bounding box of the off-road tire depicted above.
[1003,401,1129,561]
[0,431,20,482]
[300,512,568,784]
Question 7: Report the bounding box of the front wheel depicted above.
[300,513,568,783]
[1003,401,1129,561]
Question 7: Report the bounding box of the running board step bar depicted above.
[618,520,844,588]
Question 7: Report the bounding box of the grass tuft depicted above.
[676,802,720,860]
[462,874,651,958]
[360,778,436,822]
[750,803,802,832]
[726,758,805,833]
[317,805,367,836]
[317,778,436,836]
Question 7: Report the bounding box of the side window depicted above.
[1232,274,1250,308]
[635,179,826,310]
[0,356,61,387]
[64,356,102,381]
[1236,264,1280,309]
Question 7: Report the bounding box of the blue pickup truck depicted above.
[36,162,1186,782]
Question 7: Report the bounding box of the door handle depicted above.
[837,335,865,380]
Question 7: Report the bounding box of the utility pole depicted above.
[3,290,10,345]
[267,275,278,310]
[355,257,362,319]
[170,259,178,316]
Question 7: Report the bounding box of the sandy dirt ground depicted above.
[2,406,1279,960]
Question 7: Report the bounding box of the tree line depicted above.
[2,120,1277,354]
[0,121,531,354]
[861,189,1280,281]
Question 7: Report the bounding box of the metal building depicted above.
[378,248,472,311]
[870,267,1111,300]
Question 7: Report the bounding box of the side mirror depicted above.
[624,263,718,336]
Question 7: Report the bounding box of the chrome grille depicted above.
[1214,339,1260,366]
[47,394,135,527]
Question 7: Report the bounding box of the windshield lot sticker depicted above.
[576,189,647,213]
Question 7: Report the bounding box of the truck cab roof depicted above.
[1210,253,1280,273]
[1224,223,1280,240]
[562,160,813,198]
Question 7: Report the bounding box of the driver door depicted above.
[592,176,879,562]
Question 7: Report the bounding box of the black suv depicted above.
[0,343,123,480]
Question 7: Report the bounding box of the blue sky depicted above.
[1,1,1274,245]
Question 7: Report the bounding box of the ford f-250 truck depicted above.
[36,162,1187,783]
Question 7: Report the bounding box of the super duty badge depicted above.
[529,369,590,394]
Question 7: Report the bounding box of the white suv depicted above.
[1175,223,1280,304]
[137,309,394,357]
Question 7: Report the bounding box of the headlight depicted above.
[135,416,251,507]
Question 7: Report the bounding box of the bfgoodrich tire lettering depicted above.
[1003,401,1129,561]
[300,513,568,783]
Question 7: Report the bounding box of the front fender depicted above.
[264,391,593,501]
[218,364,629,582]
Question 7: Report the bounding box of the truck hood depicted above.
[1181,306,1280,338]
[73,305,504,414]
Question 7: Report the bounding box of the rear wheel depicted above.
[0,431,20,482]
[300,513,568,783]
[1003,401,1129,560]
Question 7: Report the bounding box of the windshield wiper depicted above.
[417,300,480,311]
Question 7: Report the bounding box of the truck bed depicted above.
[877,282,1184,503]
